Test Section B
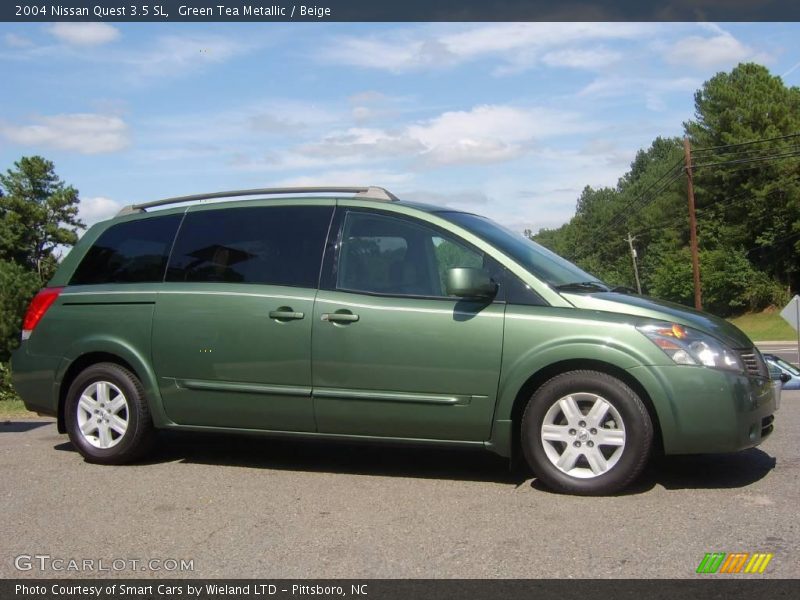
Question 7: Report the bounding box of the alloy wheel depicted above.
[540,392,626,479]
[75,381,129,449]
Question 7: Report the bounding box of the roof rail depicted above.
[116,186,398,216]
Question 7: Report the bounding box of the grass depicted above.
[728,310,797,342]
[0,399,37,418]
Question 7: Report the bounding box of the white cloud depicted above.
[235,104,593,172]
[121,34,249,81]
[274,169,413,188]
[541,47,622,69]
[401,189,490,208]
[48,23,120,47]
[348,91,403,124]
[3,33,33,48]
[666,32,769,69]
[579,75,701,111]
[79,196,124,224]
[136,100,341,167]
[320,23,655,74]
[298,128,425,160]
[1,113,129,154]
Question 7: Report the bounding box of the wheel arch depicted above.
[506,359,664,462]
[57,352,137,433]
[56,338,169,433]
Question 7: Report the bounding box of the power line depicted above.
[691,131,800,154]
[604,155,684,228]
[692,148,800,169]
[607,167,685,230]
[613,149,800,228]
[593,132,800,255]
[695,176,800,216]
[690,142,800,163]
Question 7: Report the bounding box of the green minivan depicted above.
[11,186,777,495]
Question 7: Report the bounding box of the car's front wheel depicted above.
[65,362,156,464]
[521,370,653,495]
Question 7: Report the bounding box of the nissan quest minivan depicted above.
[11,186,777,495]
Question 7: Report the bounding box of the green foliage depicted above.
[0,362,21,403]
[0,259,41,361]
[0,156,84,281]
[728,310,797,341]
[686,63,800,293]
[533,63,800,317]
[0,156,83,402]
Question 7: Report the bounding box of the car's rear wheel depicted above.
[521,370,653,495]
[65,362,156,464]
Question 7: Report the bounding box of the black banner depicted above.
[2,580,799,600]
[3,0,800,22]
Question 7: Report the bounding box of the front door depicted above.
[312,208,505,441]
[152,201,334,431]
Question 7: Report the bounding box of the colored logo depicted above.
[696,552,774,574]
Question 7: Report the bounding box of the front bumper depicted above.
[628,364,777,455]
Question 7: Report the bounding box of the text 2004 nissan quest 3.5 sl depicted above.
[11,186,778,495]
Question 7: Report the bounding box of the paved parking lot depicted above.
[1,391,798,579]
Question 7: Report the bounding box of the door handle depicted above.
[321,311,360,323]
[269,308,305,321]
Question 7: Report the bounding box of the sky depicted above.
[1,21,799,233]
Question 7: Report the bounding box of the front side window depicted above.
[166,205,333,288]
[336,211,487,298]
[70,215,182,285]
[439,211,603,289]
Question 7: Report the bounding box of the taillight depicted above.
[21,287,63,340]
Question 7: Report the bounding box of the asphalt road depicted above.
[1,391,798,579]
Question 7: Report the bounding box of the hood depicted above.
[561,291,753,349]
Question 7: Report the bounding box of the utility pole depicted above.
[684,136,702,310]
[625,232,642,294]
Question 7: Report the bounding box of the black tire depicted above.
[521,370,653,495]
[64,362,156,464]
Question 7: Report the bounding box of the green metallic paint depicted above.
[563,291,753,348]
[10,194,778,463]
[625,365,774,454]
[312,289,504,440]
[152,283,318,431]
[313,387,479,406]
[16,286,165,421]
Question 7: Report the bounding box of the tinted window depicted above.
[166,205,333,288]
[70,215,181,285]
[337,211,489,298]
[439,211,602,288]
[504,272,547,306]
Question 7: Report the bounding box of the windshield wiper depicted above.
[610,285,638,294]
[554,281,610,293]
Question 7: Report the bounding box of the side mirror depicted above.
[780,372,791,384]
[445,267,498,300]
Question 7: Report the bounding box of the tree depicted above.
[0,156,84,281]
[0,259,41,361]
[533,63,799,314]
[685,63,800,293]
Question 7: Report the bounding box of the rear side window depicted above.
[166,205,333,288]
[70,215,182,285]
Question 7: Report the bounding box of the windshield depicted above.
[773,356,800,376]
[439,211,604,288]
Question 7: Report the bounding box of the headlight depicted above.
[637,322,744,373]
